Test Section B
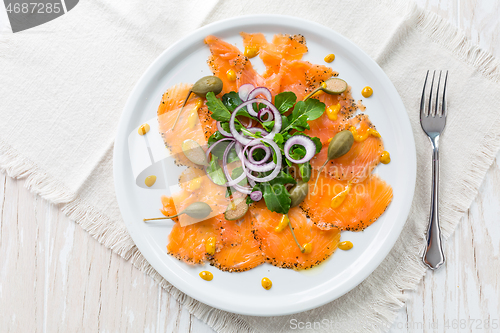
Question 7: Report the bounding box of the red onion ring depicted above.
[222,141,248,187]
[257,107,274,122]
[250,191,262,201]
[241,138,282,183]
[229,98,281,145]
[248,144,271,165]
[238,83,254,101]
[204,138,234,187]
[216,121,233,137]
[246,87,272,117]
[284,135,317,164]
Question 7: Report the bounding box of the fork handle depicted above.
[423,144,445,269]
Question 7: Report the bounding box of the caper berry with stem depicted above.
[143,201,212,222]
[171,76,223,130]
[311,130,354,194]
[289,181,309,208]
[303,77,348,101]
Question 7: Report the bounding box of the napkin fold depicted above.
[1,0,500,332]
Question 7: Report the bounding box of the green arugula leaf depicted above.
[209,139,239,163]
[208,131,225,145]
[206,156,226,186]
[281,99,325,133]
[206,91,231,122]
[221,91,242,111]
[274,92,297,114]
[273,133,284,145]
[261,183,291,215]
[299,162,312,182]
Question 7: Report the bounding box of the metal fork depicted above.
[420,70,448,270]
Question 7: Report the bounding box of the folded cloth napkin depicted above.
[1,0,500,332]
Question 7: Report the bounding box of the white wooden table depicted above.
[1,1,499,332]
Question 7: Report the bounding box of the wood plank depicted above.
[0,176,44,332]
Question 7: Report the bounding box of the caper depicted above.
[181,139,208,166]
[303,78,348,101]
[289,181,309,208]
[143,201,212,222]
[191,76,223,97]
[172,76,223,130]
[224,197,249,221]
[327,130,354,160]
[312,130,354,194]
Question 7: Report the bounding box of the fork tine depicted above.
[427,70,436,117]
[434,71,442,117]
[420,70,429,118]
[441,70,448,118]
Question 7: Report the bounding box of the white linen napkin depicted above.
[1,1,500,332]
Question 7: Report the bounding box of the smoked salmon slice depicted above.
[310,114,384,183]
[250,201,341,269]
[204,35,267,95]
[210,213,265,272]
[278,59,335,100]
[167,217,218,265]
[301,173,393,231]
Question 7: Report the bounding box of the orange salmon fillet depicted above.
[301,174,393,231]
[250,202,341,269]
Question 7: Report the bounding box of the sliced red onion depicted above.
[222,141,247,187]
[250,191,262,201]
[245,87,272,117]
[284,135,317,164]
[246,127,269,137]
[229,98,281,145]
[248,144,271,165]
[238,84,255,101]
[258,107,274,122]
[204,138,234,187]
[216,121,233,137]
[242,138,282,183]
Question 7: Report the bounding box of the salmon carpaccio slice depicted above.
[157,83,217,156]
[240,32,308,79]
[301,173,393,231]
[210,214,265,272]
[278,59,335,100]
[167,217,218,264]
[250,201,340,269]
[309,114,384,183]
[204,35,274,95]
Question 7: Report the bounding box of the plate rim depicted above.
[113,14,417,316]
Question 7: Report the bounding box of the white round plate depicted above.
[114,15,416,316]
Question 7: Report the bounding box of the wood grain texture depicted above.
[1,1,499,332]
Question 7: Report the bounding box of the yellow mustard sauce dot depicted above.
[275,214,289,232]
[138,123,150,135]
[338,241,353,251]
[380,151,391,164]
[261,277,272,290]
[302,243,312,254]
[226,69,236,82]
[326,103,341,121]
[187,100,202,129]
[144,175,156,187]
[199,271,213,281]
[244,46,259,58]
[324,53,335,63]
[205,237,216,255]
[349,126,380,142]
[188,177,202,191]
[361,86,373,98]
[330,183,351,209]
